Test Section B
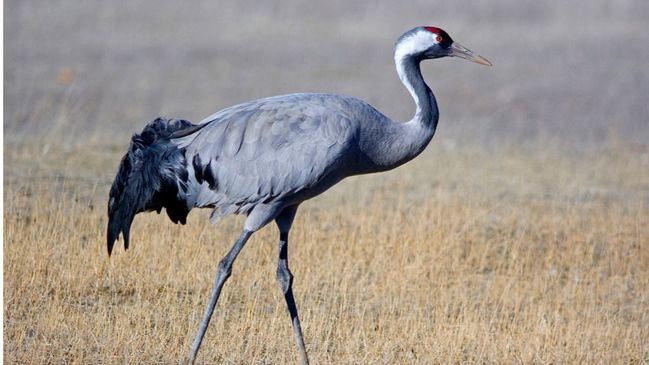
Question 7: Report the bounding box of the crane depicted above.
[107,26,491,365]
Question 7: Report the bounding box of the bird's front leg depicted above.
[277,231,310,365]
[188,229,253,364]
[274,206,309,365]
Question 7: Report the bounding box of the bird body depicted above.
[106,26,491,364]
[174,92,434,226]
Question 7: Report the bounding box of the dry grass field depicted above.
[4,143,649,364]
[4,1,649,364]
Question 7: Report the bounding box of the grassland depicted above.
[4,1,649,364]
[4,141,648,364]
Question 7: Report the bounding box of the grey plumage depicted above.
[175,93,398,225]
[106,26,491,365]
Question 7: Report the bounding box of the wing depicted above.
[172,93,361,221]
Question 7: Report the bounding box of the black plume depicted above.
[107,117,202,256]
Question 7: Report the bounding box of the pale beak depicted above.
[450,42,492,66]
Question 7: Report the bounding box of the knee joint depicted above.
[217,259,232,279]
[276,264,293,294]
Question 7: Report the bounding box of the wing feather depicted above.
[173,94,360,221]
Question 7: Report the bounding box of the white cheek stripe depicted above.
[396,59,418,107]
[394,30,437,112]
[394,30,438,61]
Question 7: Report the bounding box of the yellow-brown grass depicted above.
[4,142,648,364]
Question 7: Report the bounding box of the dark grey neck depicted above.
[357,53,440,173]
[396,54,439,132]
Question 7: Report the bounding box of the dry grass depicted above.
[4,142,648,364]
[5,1,649,363]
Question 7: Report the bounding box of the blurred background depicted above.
[5,0,649,149]
[5,2,649,363]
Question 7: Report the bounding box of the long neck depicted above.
[359,54,439,172]
[395,54,439,132]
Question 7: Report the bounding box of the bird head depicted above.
[395,26,491,66]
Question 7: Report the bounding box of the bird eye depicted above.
[436,35,443,42]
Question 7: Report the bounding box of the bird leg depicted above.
[277,232,310,365]
[188,229,253,364]
[275,207,309,365]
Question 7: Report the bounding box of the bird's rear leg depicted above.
[188,229,252,364]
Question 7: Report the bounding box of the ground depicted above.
[4,1,649,364]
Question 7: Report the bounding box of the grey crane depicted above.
[107,26,490,364]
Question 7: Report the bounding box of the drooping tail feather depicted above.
[107,117,202,256]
